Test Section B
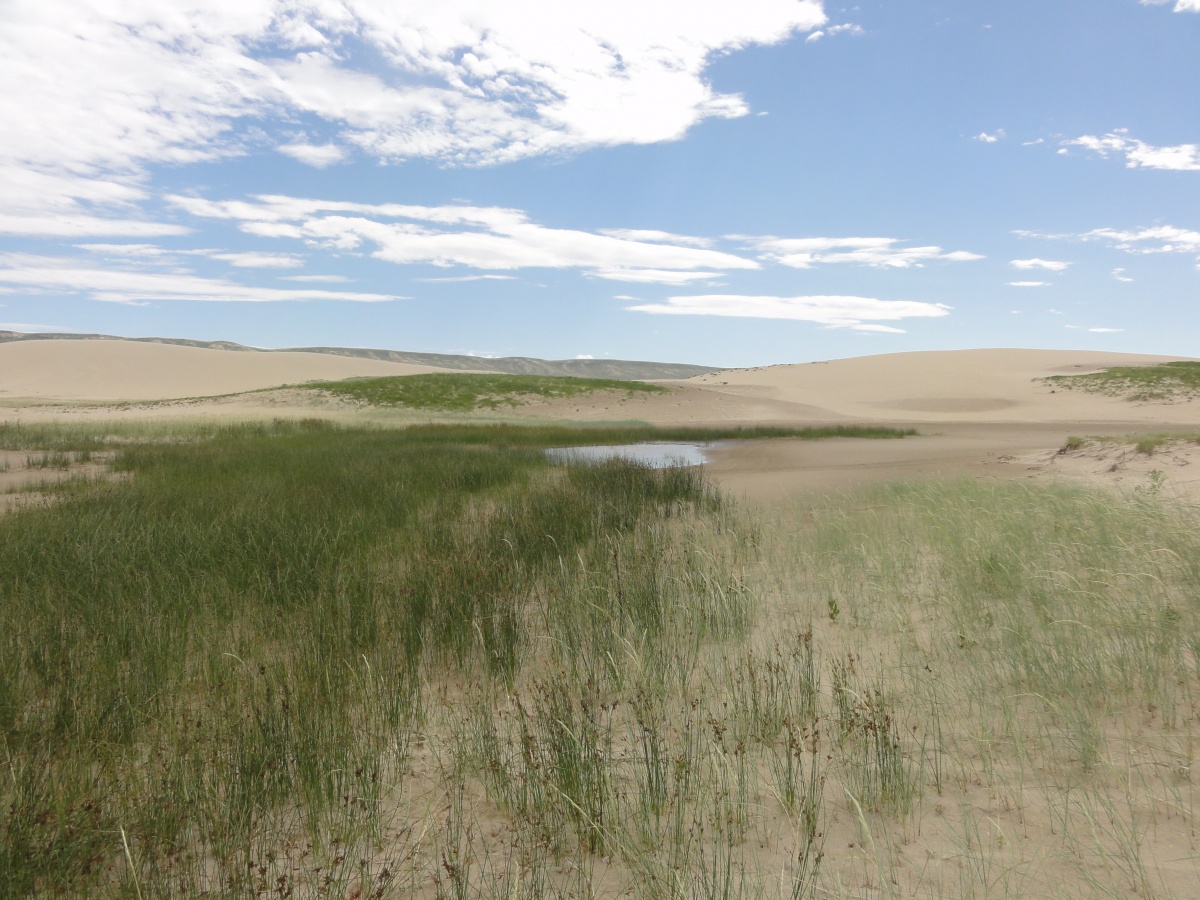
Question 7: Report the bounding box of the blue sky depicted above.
[0,0,1197,366]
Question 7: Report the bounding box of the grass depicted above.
[1058,430,1200,454]
[1041,360,1200,401]
[303,373,669,411]
[3,419,1197,897]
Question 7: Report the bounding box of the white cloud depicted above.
[1141,0,1200,11]
[0,1,825,234]
[626,294,951,330]
[598,229,714,248]
[279,274,351,282]
[170,193,759,279]
[1063,129,1200,171]
[591,269,725,284]
[747,236,983,269]
[415,274,519,283]
[74,243,172,258]
[0,254,402,303]
[575,354,594,359]
[75,242,304,269]
[1008,281,1049,287]
[210,252,304,268]
[806,23,863,41]
[1088,327,1124,333]
[277,142,347,168]
[974,129,1005,143]
[1112,268,1134,282]
[1080,225,1200,254]
[1011,258,1071,271]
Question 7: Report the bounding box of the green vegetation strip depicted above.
[1042,360,1200,401]
[305,372,669,410]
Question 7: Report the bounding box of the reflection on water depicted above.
[545,442,712,469]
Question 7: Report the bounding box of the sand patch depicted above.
[999,437,1200,503]
[0,339,465,402]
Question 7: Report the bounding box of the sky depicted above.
[0,0,1197,367]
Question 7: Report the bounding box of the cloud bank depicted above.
[0,1,826,234]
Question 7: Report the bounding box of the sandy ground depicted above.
[0,339,463,402]
[3,341,1197,503]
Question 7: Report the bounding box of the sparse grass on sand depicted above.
[1042,360,1200,401]
[303,373,669,411]
[1059,431,1200,454]
[2,420,1197,898]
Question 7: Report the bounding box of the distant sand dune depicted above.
[0,339,464,402]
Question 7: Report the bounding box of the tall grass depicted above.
[6,420,1196,897]
[0,420,759,896]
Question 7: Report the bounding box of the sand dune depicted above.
[686,348,1196,424]
[0,339,465,402]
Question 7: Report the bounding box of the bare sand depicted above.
[0,338,463,402]
[3,342,1196,502]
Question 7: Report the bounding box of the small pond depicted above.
[545,442,713,469]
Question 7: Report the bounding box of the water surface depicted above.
[545,442,712,468]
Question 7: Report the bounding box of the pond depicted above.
[545,442,714,469]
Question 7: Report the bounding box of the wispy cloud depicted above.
[805,23,864,42]
[170,194,759,280]
[626,294,951,332]
[1080,225,1200,254]
[209,252,304,269]
[0,254,402,304]
[1111,268,1134,282]
[1141,0,1200,12]
[1011,258,1071,271]
[746,236,983,269]
[1088,327,1124,333]
[1008,281,1049,287]
[973,129,1005,143]
[76,243,305,269]
[415,274,519,283]
[591,269,725,284]
[1062,129,1200,171]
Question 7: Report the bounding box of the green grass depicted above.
[304,372,669,410]
[0,420,757,896]
[1041,359,1200,401]
[5,419,1194,897]
[1058,430,1200,454]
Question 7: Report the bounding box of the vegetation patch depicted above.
[304,372,669,410]
[1041,360,1200,401]
[5,420,1193,897]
